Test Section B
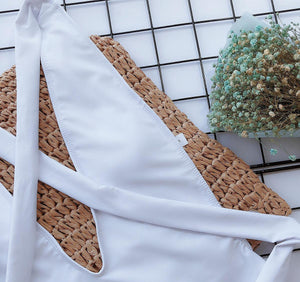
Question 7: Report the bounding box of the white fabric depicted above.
[5,2,41,281]
[0,0,299,281]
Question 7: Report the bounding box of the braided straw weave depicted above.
[0,35,291,272]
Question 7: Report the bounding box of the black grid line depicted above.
[2,4,300,17]
[104,0,113,38]
[145,0,165,92]
[270,0,279,23]
[62,0,67,11]
[0,0,299,260]
[229,0,237,21]
[186,0,219,144]
[258,137,266,183]
[187,0,212,109]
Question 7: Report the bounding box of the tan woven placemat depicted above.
[0,35,291,273]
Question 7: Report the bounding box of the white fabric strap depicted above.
[5,1,41,282]
[0,127,299,282]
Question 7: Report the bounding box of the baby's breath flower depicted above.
[208,16,300,139]
[274,88,280,93]
[282,78,288,85]
[270,148,278,155]
[294,54,300,60]
[288,155,297,161]
[240,130,248,138]
[257,83,263,90]
[269,111,275,117]
[289,114,297,121]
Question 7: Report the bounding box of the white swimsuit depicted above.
[0,0,299,281]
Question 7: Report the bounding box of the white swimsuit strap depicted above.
[7,0,300,282]
[0,127,299,282]
[5,0,42,281]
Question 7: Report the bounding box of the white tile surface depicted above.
[196,20,234,57]
[0,0,23,10]
[264,169,300,209]
[216,132,264,165]
[143,67,163,91]
[190,0,232,21]
[0,49,15,74]
[273,0,300,10]
[149,0,191,27]
[67,2,110,36]
[161,61,205,100]
[277,10,300,25]
[261,137,300,163]
[64,0,85,3]
[114,31,157,67]
[0,12,17,48]
[202,58,217,94]
[155,25,199,64]
[108,0,150,33]
[174,98,210,132]
[208,133,216,140]
[232,0,272,16]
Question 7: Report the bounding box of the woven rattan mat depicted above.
[0,35,291,273]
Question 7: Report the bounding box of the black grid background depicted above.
[0,0,299,258]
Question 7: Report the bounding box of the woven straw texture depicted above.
[0,35,291,273]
